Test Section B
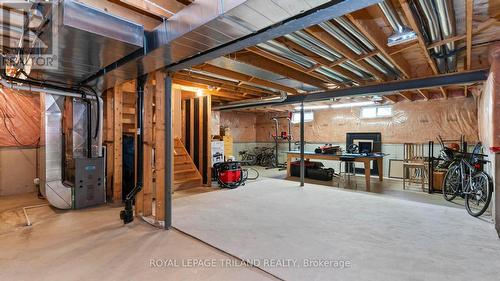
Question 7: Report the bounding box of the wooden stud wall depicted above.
[181,93,212,185]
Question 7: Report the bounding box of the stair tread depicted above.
[174,176,202,183]
[174,169,197,174]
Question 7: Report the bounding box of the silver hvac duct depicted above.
[87,0,343,90]
[333,16,399,75]
[377,0,417,46]
[39,94,103,209]
[319,20,393,77]
[283,30,372,81]
[259,40,347,82]
[213,92,287,110]
[434,0,457,72]
[415,0,446,73]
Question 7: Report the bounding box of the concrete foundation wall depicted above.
[0,147,37,196]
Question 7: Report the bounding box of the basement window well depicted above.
[361,106,393,119]
[291,111,314,124]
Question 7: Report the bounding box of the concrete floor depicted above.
[0,193,276,281]
[174,178,500,281]
[1,170,498,281]
[251,165,490,214]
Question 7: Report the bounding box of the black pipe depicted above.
[120,74,148,224]
[300,101,305,187]
[273,118,279,168]
[86,100,93,158]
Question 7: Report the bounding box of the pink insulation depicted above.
[221,98,479,144]
[0,89,40,147]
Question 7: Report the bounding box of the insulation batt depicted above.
[220,98,479,144]
[0,89,40,147]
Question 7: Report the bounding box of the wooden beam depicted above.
[230,51,330,89]
[439,87,448,99]
[399,92,414,101]
[77,0,161,30]
[112,85,123,202]
[142,75,155,216]
[172,79,247,101]
[398,0,438,75]
[383,95,399,103]
[174,73,264,97]
[346,14,412,78]
[466,0,473,70]
[246,46,340,85]
[426,18,497,50]
[304,25,387,81]
[177,70,275,96]
[193,64,299,94]
[154,71,166,221]
[417,89,430,100]
[119,0,184,18]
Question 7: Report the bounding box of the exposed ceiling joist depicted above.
[346,13,412,78]
[274,36,364,84]
[383,95,399,103]
[181,71,276,96]
[173,80,245,101]
[165,0,383,72]
[466,0,473,70]
[117,0,185,18]
[426,18,497,50]
[230,51,330,89]
[439,87,448,99]
[193,64,299,94]
[174,72,267,97]
[417,89,430,100]
[76,0,161,30]
[245,46,340,86]
[398,0,439,76]
[399,92,414,101]
[304,25,387,81]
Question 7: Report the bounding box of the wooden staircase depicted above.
[174,138,203,191]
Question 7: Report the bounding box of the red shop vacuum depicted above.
[213,161,259,189]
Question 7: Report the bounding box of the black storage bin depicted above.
[290,161,324,177]
[307,168,335,181]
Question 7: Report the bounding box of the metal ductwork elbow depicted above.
[378,0,417,47]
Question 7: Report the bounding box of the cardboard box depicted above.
[433,171,445,191]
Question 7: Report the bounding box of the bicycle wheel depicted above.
[465,172,493,217]
[246,154,257,166]
[443,164,461,201]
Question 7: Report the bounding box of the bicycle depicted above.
[239,150,257,166]
[440,138,493,217]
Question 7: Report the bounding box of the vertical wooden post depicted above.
[155,72,166,221]
[198,97,204,181]
[206,95,212,186]
[189,98,195,160]
[134,83,143,214]
[142,76,155,216]
[113,85,123,202]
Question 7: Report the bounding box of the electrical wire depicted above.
[431,39,500,59]
[15,68,101,140]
